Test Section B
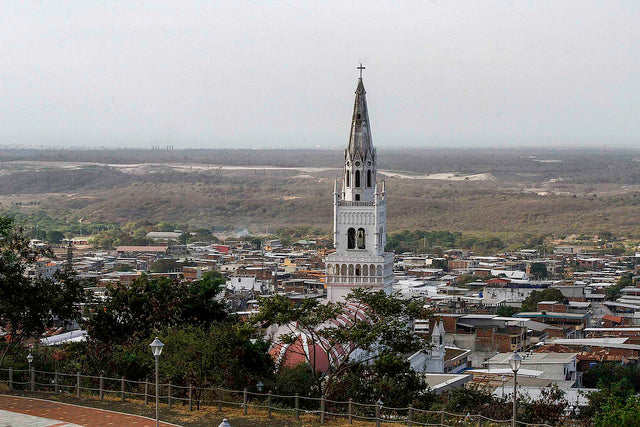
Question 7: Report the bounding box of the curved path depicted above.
[0,395,179,426]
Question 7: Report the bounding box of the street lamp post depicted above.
[27,350,34,392]
[150,337,164,427]
[501,375,506,399]
[508,352,523,427]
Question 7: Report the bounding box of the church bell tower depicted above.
[325,65,394,302]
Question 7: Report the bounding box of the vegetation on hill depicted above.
[3,148,640,239]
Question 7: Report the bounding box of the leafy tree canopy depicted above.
[521,289,564,312]
[528,262,548,279]
[0,216,86,367]
[86,271,227,345]
[606,273,633,301]
[254,289,429,398]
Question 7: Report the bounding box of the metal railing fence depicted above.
[0,367,554,426]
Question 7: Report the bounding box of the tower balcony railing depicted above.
[326,275,383,284]
[338,200,374,207]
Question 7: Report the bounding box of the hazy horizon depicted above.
[1,1,639,149]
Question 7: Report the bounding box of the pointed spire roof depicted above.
[347,74,374,160]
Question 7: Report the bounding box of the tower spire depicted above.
[347,64,373,161]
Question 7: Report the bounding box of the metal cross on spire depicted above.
[357,63,366,79]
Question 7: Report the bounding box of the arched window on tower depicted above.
[357,228,366,249]
[346,171,350,188]
[355,170,361,187]
[367,170,372,187]
[347,228,356,249]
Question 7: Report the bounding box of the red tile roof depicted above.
[602,314,624,324]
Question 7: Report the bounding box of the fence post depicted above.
[217,388,222,412]
[320,395,325,424]
[30,367,34,392]
[440,410,445,426]
[189,384,193,411]
[121,376,125,402]
[376,402,381,427]
[477,417,482,427]
[144,380,148,405]
[168,381,172,409]
[54,371,59,394]
[407,404,413,427]
[267,391,272,418]
[99,376,103,400]
[243,388,248,415]
[295,393,300,420]
[76,372,80,398]
[348,398,353,424]
[8,367,12,391]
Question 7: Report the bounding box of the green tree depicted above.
[272,363,321,403]
[519,385,567,425]
[592,382,640,427]
[86,272,227,345]
[598,230,614,242]
[137,324,273,393]
[606,273,633,301]
[520,288,564,312]
[443,385,510,421]
[330,352,434,408]
[149,258,183,273]
[0,217,86,367]
[254,289,429,398]
[582,363,640,390]
[45,230,65,244]
[189,228,217,243]
[528,261,548,279]
[581,378,636,422]
[497,306,518,317]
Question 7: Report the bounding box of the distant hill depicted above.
[2,147,640,237]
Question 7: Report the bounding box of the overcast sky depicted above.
[1,1,638,149]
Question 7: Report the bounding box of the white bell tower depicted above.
[325,65,394,302]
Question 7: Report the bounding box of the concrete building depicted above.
[487,352,577,382]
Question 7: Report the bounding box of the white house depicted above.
[487,352,577,382]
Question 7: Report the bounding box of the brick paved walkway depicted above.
[0,395,179,426]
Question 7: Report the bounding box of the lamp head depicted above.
[27,353,33,364]
[508,351,523,372]
[150,337,164,357]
